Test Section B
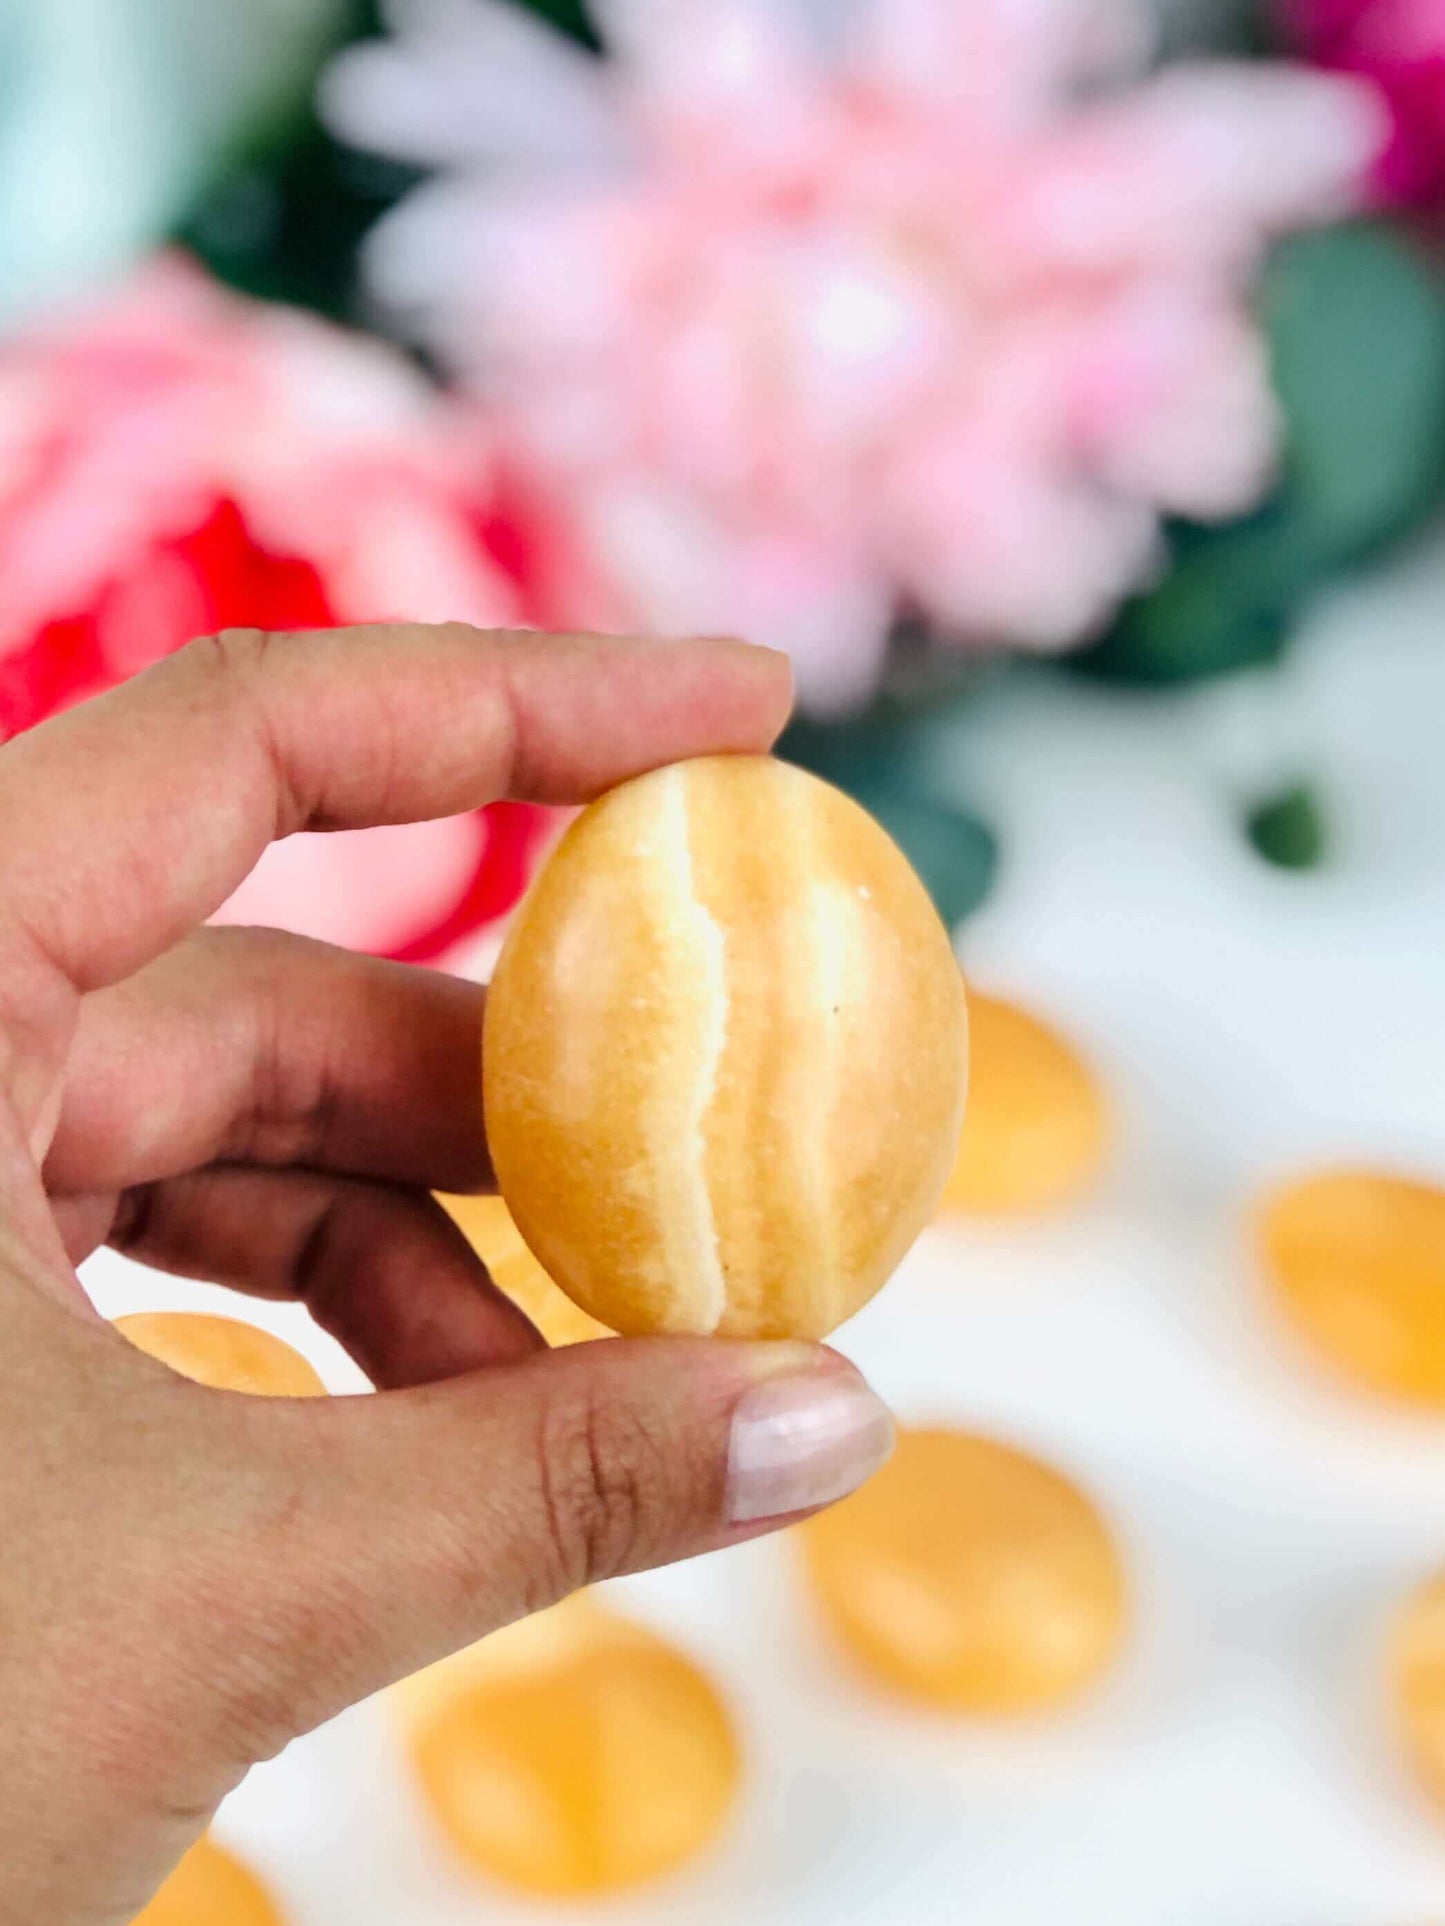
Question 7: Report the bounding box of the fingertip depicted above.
[753,647,796,748]
[694,635,795,743]
[725,1367,895,1525]
[515,1333,894,1533]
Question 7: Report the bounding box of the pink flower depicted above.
[0,254,565,965]
[324,0,1387,710]
[1285,0,1445,206]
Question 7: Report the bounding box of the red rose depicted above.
[0,255,583,967]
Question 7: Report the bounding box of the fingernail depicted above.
[726,1371,894,1523]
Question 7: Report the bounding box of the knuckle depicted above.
[534,1391,665,1596]
[198,625,292,671]
[240,955,340,1168]
[185,628,306,833]
[187,626,273,687]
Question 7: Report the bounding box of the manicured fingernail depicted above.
[726,1371,894,1523]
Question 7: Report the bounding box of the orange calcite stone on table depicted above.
[484,755,968,1340]
[114,1313,325,1396]
[437,1192,611,1344]
[1390,1570,1445,1811]
[1257,1170,1445,1404]
[399,1596,740,1897]
[940,990,1108,1215]
[132,1837,281,1926]
[801,1427,1126,1711]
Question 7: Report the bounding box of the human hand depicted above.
[0,625,895,1925]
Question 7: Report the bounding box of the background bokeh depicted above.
[10,0,1445,1919]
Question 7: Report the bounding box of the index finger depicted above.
[0,625,792,995]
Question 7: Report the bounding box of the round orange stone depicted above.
[437,1193,612,1345]
[401,1597,740,1896]
[1390,1569,1445,1811]
[801,1427,1126,1711]
[1257,1169,1445,1404]
[114,1313,325,1397]
[133,1837,281,1926]
[483,755,967,1341]
[940,990,1108,1216]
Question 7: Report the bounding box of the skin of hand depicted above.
[0,625,895,1926]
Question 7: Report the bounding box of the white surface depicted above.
[84,527,1445,1923]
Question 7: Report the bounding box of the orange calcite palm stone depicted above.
[940,990,1108,1215]
[1391,1570,1445,1811]
[132,1838,281,1926]
[802,1427,1126,1711]
[1258,1170,1445,1404]
[400,1597,740,1897]
[114,1313,325,1397]
[437,1193,611,1344]
[484,755,968,1340]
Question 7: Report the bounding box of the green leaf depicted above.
[1076,221,1445,687]
[516,0,598,45]
[1077,562,1292,686]
[779,710,926,800]
[859,790,999,928]
[1245,781,1328,871]
[175,0,410,320]
[180,127,424,323]
[180,0,599,322]
[1267,223,1445,565]
[0,0,358,327]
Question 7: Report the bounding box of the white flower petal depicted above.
[330,0,1371,693]
[596,0,825,161]
[597,0,838,61]
[850,0,1152,126]
[1010,65,1388,274]
[1072,288,1282,518]
[360,176,502,338]
[881,422,1163,647]
[723,537,893,714]
[322,0,624,169]
[583,474,891,708]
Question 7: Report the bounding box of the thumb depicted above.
[239,1337,893,1746]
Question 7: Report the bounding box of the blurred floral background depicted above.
[9,0,1445,948]
[13,1,1445,1921]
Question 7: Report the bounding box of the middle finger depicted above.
[45,927,493,1197]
